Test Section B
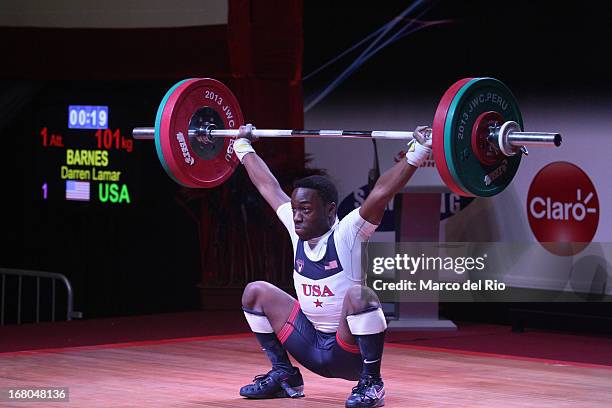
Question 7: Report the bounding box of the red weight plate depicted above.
[159,78,243,188]
[432,78,473,196]
[471,111,504,166]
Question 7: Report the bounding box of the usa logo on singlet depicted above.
[302,284,335,297]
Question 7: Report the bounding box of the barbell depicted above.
[133,77,561,197]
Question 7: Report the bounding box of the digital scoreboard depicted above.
[36,102,137,206]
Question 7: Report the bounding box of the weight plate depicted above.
[155,78,196,186]
[433,78,474,196]
[444,77,523,197]
[154,78,243,188]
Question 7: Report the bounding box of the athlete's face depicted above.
[291,188,336,241]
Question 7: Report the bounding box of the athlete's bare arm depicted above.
[360,127,432,225]
[359,160,417,225]
[234,124,290,211]
[242,153,291,211]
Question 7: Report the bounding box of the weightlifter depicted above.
[234,124,431,408]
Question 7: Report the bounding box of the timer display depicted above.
[68,105,108,129]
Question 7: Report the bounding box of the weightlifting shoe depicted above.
[239,367,304,399]
[345,375,385,408]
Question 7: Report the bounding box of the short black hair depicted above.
[293,175,338,205]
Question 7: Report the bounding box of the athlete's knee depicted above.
[344,285,381,314]
[242,281,272,309]
[345,287,387,335]
[242,280,284,309]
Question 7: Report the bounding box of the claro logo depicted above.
[527,162,599,256]
[529,190,597,222]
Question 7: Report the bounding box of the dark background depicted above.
[1,1,610,325]
[304,1,612,95]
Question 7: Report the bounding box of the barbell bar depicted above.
[133,77,562,196]
[132,125,560,153]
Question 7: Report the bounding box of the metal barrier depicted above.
[0,268,82,325]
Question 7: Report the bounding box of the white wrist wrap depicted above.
[234,138,255,162]
[405,140,432,168]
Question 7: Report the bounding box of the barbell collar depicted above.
[490,120,561,156]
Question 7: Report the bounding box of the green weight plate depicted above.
[444,77,523,197]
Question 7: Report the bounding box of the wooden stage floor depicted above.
[1,334,611,407]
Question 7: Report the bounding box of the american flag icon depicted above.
[324,260,338,270]
[66,180,90,201]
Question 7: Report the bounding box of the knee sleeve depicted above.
[243,307,274,333]
[346,308,387,335]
